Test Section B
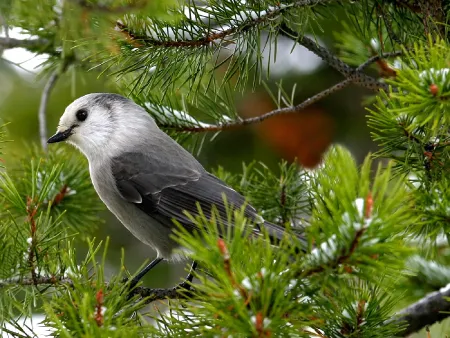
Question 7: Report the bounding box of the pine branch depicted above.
[49,184,69,208]
[357,51,404,71]
[278,24,393,91]
[0,37,57,55]
[115,0,337,48]
[0,276,194,303]
[300,226,367,277]
[160,79,350,132]
[159,50,401,133]
[0,276,74,288]
[390,284,450,336]
[134,284,196,304]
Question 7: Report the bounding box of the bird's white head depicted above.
[48,93,156,160]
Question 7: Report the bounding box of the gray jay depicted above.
[47,93,305,285]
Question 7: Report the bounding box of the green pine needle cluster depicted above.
[214,160,311,227]
[0,138,418,337]
[152,146,412,337]
[3,0,450,336]
[368,38,450,241]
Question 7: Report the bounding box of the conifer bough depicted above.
[1,0,450,336]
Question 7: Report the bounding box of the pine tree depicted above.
[1,0,450,337]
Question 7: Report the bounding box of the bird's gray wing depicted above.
[111,151,259,232]
[153,173,260,227]
[111,151,306,245]
[142,174,305,244]
[111,151,202,203]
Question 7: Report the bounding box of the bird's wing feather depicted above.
[112,151,202,198]
[111,151,259,232]
[155,173,259,226]
[110,151,306,248]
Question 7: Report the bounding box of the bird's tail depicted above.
[262,220,307,250]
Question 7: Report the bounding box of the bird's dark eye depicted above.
[76,109,88,122]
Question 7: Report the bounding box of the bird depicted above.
[47,93,305,287]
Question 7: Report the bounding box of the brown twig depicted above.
[155,50,401,133]
[26,197,39,284]
[359,50,403,76]
[116,21,237,48]
[217,238,248,298]
[50,184,69,208]
[161,79,352,133]
[365,192,373,219]
[94,289,104,326]
[255,311,271,337]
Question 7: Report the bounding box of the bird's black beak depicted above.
[47,127,73,144]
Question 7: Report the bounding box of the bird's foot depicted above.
[122,276,140,293]
[122,257,165,300]
[120,276,140,300]
[175,261,198,292]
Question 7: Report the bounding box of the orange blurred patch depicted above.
[239,93,334,168]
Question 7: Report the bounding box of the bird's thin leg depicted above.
[129,257,164,288]
[177,261,198,290]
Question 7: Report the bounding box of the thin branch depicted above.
[278,24,391,92]
[0,37,56,55]
[0,276,194,304]
[299,227,367,277]
[156,47,401,133]
[25,198,39,284]
[357,51,403,72]
[161,79,351,132]
[116,0,336,48]
[49,184,69,208]
[39,71,59,151]
[1,56,37,74]
[217,238,248,298]
[134,283,196,304]
[376,3,402,45]
[0,276,74,288]
[389,284,450,336]
[279,25,351,78]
